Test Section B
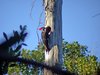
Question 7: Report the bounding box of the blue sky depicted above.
[0,0,100,60]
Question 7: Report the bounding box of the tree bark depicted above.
[43,0,63,75]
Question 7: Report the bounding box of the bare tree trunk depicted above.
[43,0,63,75]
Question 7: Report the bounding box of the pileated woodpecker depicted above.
[39,26,51,52]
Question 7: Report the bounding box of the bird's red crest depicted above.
[38,27,45,30]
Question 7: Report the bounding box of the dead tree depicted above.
[43,0,63,75]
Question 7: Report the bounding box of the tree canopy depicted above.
[8,40,100,75]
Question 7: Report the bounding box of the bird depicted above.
[38,26,51,52]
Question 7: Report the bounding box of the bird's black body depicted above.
[41,26,51,52]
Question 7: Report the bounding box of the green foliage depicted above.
[19,48,44,75]
[8,44,44,75]
[63,41,99,75]
[20,43,44,61]
[7,39,100,75]
[8,63,20,75]
[0,25,27,75]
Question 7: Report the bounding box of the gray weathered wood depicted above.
[43,0,63,75]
